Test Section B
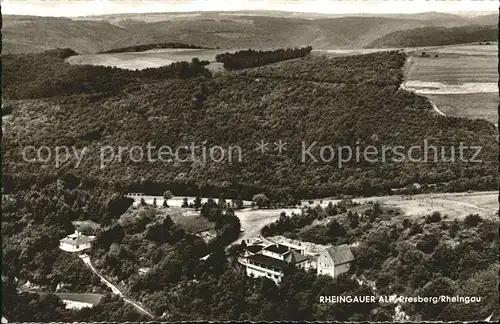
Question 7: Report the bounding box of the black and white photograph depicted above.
[1,0,499,322]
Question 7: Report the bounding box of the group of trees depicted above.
[2,49,212,99]
[100,42,208,54]
[1,177,151,321]
[2,177,133,284]
[261,199,360,237]
[3,179,498,322]
[263,200,499,321]
[2,277,148,322]
[199,198,242,248]
[2,101,14,116]
[216,46,312,70]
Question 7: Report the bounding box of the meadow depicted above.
[425,93,498,124]
[66,48,233,70]
[406,53,497,84]
[404,44,498,124]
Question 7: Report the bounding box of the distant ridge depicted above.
[2,12,498,54]
[367,25,498,48]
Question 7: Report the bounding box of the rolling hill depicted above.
[2,15,129,54]
[367,25,498,48]
[2,11,498,53]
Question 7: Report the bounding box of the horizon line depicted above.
[4,9,498,18]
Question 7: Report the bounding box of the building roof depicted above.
[246,244,264,254]
[263,244,290,255]
[285,251,310,264]
[325,245,355,265]
[246,253,288,270]
[60,235,95,246]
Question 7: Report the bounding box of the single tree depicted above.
[252,194,269,209]
[163,190,173,207]
[193,197,202,210]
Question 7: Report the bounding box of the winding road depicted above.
[79,254,154,318]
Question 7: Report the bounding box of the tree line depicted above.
[99,42,209,54]
[216,46,312,70]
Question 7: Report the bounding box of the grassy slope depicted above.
[425,93,499,124]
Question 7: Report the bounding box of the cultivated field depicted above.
[404,44,498,123]
[406,54,497,84]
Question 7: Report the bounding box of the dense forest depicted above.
[261,202,499,321]
[215,46,312,70]
[5,182,496,321]
[99,42,209,53]
[1,49,211,99]
[2,49,497,201]
[1,178,240,321]
[2,46,498,321]
[367,25,498,48]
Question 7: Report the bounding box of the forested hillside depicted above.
[367,25,498,48]
[2,49,497,201]
[2,15,130,54]
[1,49,211,99]
[261,203,499,321]
[2,178,240,321]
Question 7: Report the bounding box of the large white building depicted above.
[242,243,314,284]
[59,230,95,252]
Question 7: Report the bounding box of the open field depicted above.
[425,93,498,124]
[66,48,233,70]
[406,54,497,85]
[291,191,498,220]
[356,191,498,220]
[228,191,498,244]
[235,208,302,244]
[163,208,215,233]
[420,43,498,56]
[403,44,497,123]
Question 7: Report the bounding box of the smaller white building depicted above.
[59,230,95,252]
[317,244,355,278]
